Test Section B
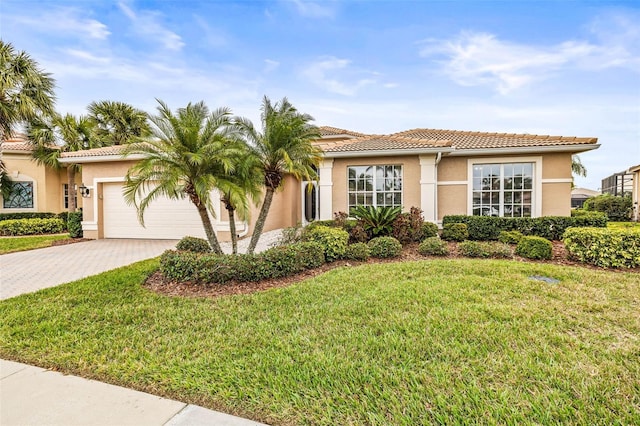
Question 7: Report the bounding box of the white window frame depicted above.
[347,164,403,210]
[467,157,542,217]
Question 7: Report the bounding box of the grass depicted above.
[1,259,639,425]
[0,234,69,254]
[608,221,640,230]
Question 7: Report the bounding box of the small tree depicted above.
[27,113,97,212]
[123,100,242,254]
[87,100,150,146]
[236,96,322,254]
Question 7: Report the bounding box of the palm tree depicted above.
[236,96,322,254]
[27,113,97,212]
[571,155,587,178]
[219,141,262,254]
[122,100,243,255]
[0,41,55,140]
[87,100,150,146]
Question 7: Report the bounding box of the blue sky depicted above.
[3,0,639,190]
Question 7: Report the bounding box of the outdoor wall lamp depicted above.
[79,184,91,198]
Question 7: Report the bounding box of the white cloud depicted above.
[65,49,110,64]
[264,59,280,73]
[117,1,185,51]
[14,8,110,40]
[290,0,335,18]
[301,56,378,96]
[420,13,640,94]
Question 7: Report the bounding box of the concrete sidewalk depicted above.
[1,359,267,426]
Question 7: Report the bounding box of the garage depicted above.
[102,182,211,239]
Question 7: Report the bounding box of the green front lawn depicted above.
[0,234,69,254]
[1,259,638,424]
[608,221,640,230]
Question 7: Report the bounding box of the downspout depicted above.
[434,152,442,225]
[238,221,250,238]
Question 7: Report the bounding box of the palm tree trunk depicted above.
[67,165,76,213]
[227,206,238,255]
[195,203,223,255]
[247,187,274,254]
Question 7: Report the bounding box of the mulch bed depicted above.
[145,240,637,300]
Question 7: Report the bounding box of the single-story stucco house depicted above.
[45,125,599,241]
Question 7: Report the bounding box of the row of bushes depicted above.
[442,213,607,241]
[0,212,83,237]
[418,235,553,260]
[564,227,640,268]
[0,212,67,222]
[0,218,66,236]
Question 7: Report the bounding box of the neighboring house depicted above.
[59,126,599,241]
[0,134,81,214]
[571,187,600,209]
[601,170,634,197]
[627,164,640,221]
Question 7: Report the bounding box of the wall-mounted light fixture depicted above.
[79,184,91,198]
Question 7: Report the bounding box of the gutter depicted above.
[58,154,146,164]
[324,147,455,158]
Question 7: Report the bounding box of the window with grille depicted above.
[3,182,34,209]
[348,165,402,210]
[472,163,533,217]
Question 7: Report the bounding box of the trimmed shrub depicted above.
[67,211,83,238]
[418,237,449,256]
[515,236,553,260]
[160,241,326,284]
[160,250,201,282]
[584,194,632,221]
[563,227,640,268]
[347,221,369,244]
[442,214,607,241]
[368,236,402,258]
[441,223,469,242]
[344,242,370,261]
[421,222,439,239]
[0,212,58,221]
[498,230,523,245]
[391,207,425,244]
[176,236,211,253]
[458,241,512,258]
[0,218,66,236]
[304,225,349,261]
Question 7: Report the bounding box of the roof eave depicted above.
[58,154,146,164]
[323,147,455,158]
[447,144,600,156]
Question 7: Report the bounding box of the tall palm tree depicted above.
[87,100,150,146]
[27,113,97,212]
[236,96,322,254]
[219,141,262,254]
[122,100,243,254]
[0,41,55,140]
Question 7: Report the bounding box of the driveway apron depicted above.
[0,239,177,300]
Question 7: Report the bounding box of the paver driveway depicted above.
[0,239,177,300]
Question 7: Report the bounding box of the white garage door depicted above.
[102,183,211,239]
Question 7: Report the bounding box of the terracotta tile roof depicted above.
[61,144,130,158]
[318,126,367,138]
[393,128,598,150]
[1,134,33,152]
[320,134,452,153]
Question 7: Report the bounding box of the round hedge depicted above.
[515,236,552,260]
[368,236,402,258]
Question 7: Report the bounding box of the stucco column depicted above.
[318,158,334,220]
[419,155,438,222]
